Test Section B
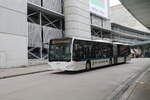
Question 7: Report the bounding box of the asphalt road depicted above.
[0,58,150,100]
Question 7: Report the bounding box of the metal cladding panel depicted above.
[43,26,63,44]
[28,23,42,47]
[0,0,28,68]
[103,20,111,30]
[0,7,28,36]
[0,0,27,14]
[91,15,103,27]
[27,0,41,6]
[0,34,28,68]
[43,0,62,13]
[91,15,111,30]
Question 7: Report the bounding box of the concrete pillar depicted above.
[0,0,28,68]
[64,0,91,39]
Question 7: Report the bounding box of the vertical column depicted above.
[39,12,43,59]
[64,0,91,39]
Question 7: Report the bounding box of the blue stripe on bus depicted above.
[80,57,112,61]
[78,56,127,62]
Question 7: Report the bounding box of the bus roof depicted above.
[50,37,129,45]
[113,42,130,46]
[72,37,113,44]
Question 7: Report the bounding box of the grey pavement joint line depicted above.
[0,31,28,38]
[103,64,150,100]
[119,66,150,100]
[0,4,26,15]
[0,70,52,80]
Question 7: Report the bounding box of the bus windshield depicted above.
[49,39,71,62]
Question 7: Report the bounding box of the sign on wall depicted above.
[90,0,109,19]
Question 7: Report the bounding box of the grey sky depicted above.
[110,0,121,6]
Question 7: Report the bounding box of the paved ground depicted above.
[122,65,150,100]
[0,58,150,100]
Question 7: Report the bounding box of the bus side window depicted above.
[83,42,91,59]
[73,43,79,61]
[118,45,130,57]
[73,40,92,61]
[73,41,83,61]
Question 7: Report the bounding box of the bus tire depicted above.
[86,61,91,71]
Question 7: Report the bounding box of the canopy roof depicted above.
[119,0,150,29]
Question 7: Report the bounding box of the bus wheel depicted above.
[86,62,91,71]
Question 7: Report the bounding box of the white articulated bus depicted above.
[48,37,131,71]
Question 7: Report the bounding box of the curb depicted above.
[0,63,47,69]
[104,65,150,100]
[0,70,52,80]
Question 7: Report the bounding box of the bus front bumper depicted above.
[48,62,76,71]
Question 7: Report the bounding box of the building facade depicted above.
[1,1,150,68]
[110,4,150,33]
[110,4,150,57]
[111,23,150,44]
[0,1,28,68]
[110,4,150,43]
[0,0,111,68]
